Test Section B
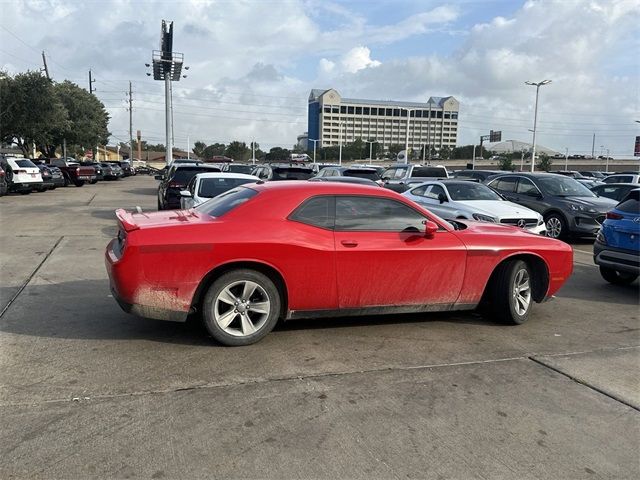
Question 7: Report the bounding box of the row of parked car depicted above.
[153,160,638,286]
[0,156,139,196]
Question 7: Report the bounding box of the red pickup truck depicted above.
[48,158,96,187]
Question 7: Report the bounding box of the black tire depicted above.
[202,269,281,346]
[20,190,30,195]
[544,212,567,239]
[73,180,85,187]
[599,267,638,285]
[486,259,533,325]
[63,176,70,187]
[157,199,163,211]
[90,179,98,184]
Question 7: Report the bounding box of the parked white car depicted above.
[179,172,260,209]
[403,180,547,235]
[0,157,43,194]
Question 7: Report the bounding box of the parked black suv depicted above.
[485,173,616,239]
[251,164,314,181]
[156,163,221,210]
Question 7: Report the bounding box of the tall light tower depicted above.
[149,21,185,166]
[525,79,551,172]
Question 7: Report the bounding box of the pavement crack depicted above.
[86,193,97,206]
[528,355,640,413]
[0,236,64,319]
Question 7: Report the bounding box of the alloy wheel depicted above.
[546,217,562,238]
[213,280,271,337]
[512,268,531,316]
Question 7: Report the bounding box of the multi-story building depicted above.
[307,88,459,154]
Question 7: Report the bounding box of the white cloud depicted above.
[0,0,637,155]
[340,47,381,74]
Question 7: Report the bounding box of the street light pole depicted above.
[402,108,414,164]
[309,139,320,165]
[565,147,568,171]
[338,122,344,166]
[365,140,376,161]
[525,80,552,172]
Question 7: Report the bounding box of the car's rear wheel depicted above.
[599,267,638,285]
[544,213,566,239]
[203,269,281,346]
[74,180,85,187]
[487,259,533,325]
[90,179,98,184]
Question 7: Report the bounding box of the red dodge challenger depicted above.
[105,181,573,346]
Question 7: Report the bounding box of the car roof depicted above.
[250,179,391,196]
[194,172,259,180]
[593,183,636,187]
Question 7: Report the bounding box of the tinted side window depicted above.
[493,177,518,193]
[425,185,445,200]
[289,196,335,229]
[194,187,258,217]
[617,191,639,213]
[336,196,425,231]
[410,185,428,196]
[517,178,539,195]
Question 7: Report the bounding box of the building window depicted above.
[437,111,443,118]
[340,106,347,114]
[451,112,458,119]
[394,109,401,117]
[355,107,362,115]
[386,108,393,116]
[415,110,422,118]
[347,106,354,114]
[363,107,370,115]
[444,111,451,119]
[324,105,331,113]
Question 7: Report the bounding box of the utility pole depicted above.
[525,80,552,172]
[591,133,595,159]
[137,130,142,161]
[128,81,134,163]
[309,139,319,165]
[338,121,344,166]
[365,140,376,162]
[565,147,568,170]
[89,70,96,94]
[472,145,476,169]
[187,135,190,160]
[41,51,50,79]
[63,138,67,160]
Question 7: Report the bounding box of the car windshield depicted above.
[447,183,502,201]
[198,177,257,198]
[413,167,447,177]
[226,164,255,174]
[536,176,596,197]
[272,167,313,180]
[195,186,258,217]
[343,169,380,180]
[15,159,37,168]
[172,167,219,184]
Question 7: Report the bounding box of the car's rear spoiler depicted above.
[115,208,140,232]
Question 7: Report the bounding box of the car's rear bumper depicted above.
[10,181,41,191]
[593,240,640,274]
[105,239,189,323]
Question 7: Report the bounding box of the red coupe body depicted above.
[106,181,573,325]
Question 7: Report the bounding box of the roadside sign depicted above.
[635,136,640,157]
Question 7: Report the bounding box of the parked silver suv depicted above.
[381,164,449,192]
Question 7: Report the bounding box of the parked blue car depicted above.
[594,188,640,284]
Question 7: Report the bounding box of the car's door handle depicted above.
[341,240,359,247]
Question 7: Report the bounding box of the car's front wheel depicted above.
[544,213,566,239]
[203,269,281,346]
[599,267,638,285]
[487,259,533,325]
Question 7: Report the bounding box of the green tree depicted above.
[225,141,250,161]
[0,70,68,156]
[497,156,514,171]
[46,80,110,158]
[388,144,403,158]
[439,146,451,160]
[266,147,290,161]
[537,153,552,172]
[192,140,206,158]
[202,143,226,160]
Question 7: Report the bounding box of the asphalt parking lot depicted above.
[1,175,638,479]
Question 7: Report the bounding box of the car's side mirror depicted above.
[381,176,390,181]
[179,190,192,198]
[438,193,447,204]
[154,175,163,180]
[526,191,542,198]
[424,220,439,238]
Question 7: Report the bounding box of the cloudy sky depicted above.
[1,0,639,157]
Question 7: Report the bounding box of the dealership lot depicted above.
[1,175,638,479]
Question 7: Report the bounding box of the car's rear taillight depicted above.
[606,211,623,220]
[13,169,26,174]
[76,167,80,174]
